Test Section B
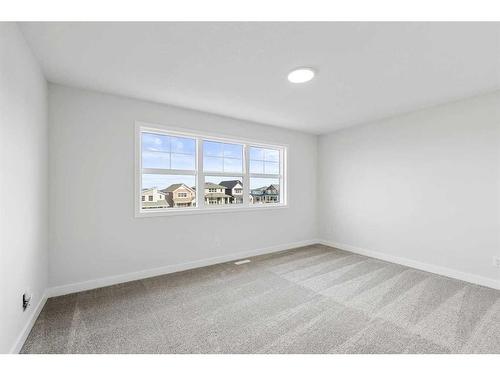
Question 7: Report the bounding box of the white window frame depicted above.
[135,121,288,217]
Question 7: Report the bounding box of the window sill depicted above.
[135,204,288,218]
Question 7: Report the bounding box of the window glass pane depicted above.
[264,161,279,174]
[249,147,264,160]
[204,141,242,173]
[249,160,264,174]
[171,136,196,154]
[264,149,279,162]
[142,151,170,169]
[250,146,280,175]
[142,132,196,171]
[171,153,195,170]
[204,176,243,205]
[250,177,280,204]
[142,174,196,209]
[203,141,223,157]
[204,156,223,172]
[223,143,243,158]
[142,132,170,152]
[224,157,243,173]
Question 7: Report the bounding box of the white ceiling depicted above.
[19,22,500,134]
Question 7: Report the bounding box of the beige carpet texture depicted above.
[21,245,500,354]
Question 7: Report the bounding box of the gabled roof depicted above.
[142,187,164,194]
[219,180,242,189]
[204,182,226,189]
[251,184,280,195]
[162,183,194,193]
[141,200,168,208]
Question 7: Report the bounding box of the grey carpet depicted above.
[21,245,500,354]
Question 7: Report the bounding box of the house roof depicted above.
[141,200,169,208]
[204,182,226,189]
[142,187,165,195]
[162,183,194,193]
[219,180,242,189]
[251,184,280,195]
[191,182,228,191]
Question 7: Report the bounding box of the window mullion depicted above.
[196,138,204,209]
[249,173,281,179]
[243,144,250,206]
[142,168,196,176]
[203,171,244,178]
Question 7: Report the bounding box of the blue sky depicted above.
[142,174,195,190]
[249,146,279,174]
[203,141,243,173]
[142,133,196,170]
[142,133,280,191]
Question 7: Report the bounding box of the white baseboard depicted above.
[10,292,47,354]
[319,239,499,290]
[47,239,320,298]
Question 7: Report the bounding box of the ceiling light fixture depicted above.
[287,67,315,83]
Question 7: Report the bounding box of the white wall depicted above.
[48,84,318,289]
[0,23,48,353]
[319,92,500,287]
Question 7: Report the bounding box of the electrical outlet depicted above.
[22,291,31,311]
[493,256,500,268]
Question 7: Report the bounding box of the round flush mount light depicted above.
[287,67,315,83]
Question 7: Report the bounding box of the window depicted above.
[136,123,286,215]
[249,146,282,205]
[202,140,244,206]
[140,131,197,210]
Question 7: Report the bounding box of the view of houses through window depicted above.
[139,128,284,211]
[204,176,243,205]
[141,174,196,209]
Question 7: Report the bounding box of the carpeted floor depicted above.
[21,244,500,353]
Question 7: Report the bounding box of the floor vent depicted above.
[234,259,251,265]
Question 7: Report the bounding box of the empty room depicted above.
[2,4,500,365]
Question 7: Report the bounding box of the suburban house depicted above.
[250,184,280,203]
[141,187,168,209]
[202,182,233,205]
[149,182,278,207]
[161,183,196,207]
[219,180,243,204]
